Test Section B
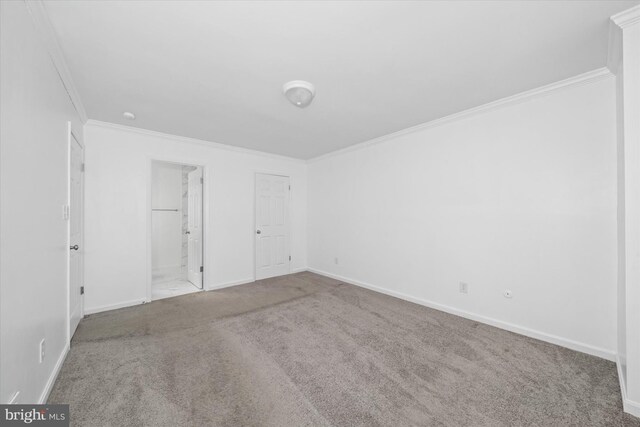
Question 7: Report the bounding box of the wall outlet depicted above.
[459,282,468,294]
[39,339,45,363]
[334,257,339,265]
[503,289,513,299]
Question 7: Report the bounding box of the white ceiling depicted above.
[45,0,638,159]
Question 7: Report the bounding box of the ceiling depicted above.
[44,0,638,159]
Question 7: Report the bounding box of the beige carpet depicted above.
[49,272,638,426]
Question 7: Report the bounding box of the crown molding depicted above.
[85,120,307,163]
[25,0,88,123]
[308,67,613,164]
[607,21,622,75]
[611,5,640,29]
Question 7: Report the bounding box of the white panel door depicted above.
[187,168,203,288]
[255,173,290,280]
[69,132,84,338]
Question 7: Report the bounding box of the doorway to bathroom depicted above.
[151,160,203,300]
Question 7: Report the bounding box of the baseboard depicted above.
[38,342,69,404]
[84,298,147,315]
[308,268,616,362]
[617,356,640,418]
[85,280,258,314]
[205,269,309,291]
[207,278,255,291]
[623,397,640,418]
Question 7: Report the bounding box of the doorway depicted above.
[151,160,203,300]
[255,173,291,280]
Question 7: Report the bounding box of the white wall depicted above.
[308,76,618,358]
[151,162,184,280]
[0,1,84,403]
[83,122,307,313]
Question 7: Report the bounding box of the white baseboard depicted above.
[307,268,616,362]
[205,269,311,291]
[85,280,258,314]
[84,298,147,315]
[38,342,69,404]
[617,356,640,418]
[207,278,255,291]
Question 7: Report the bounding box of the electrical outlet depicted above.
[504,290,513,299]
[459,282,468,294]
[39,339,45,363]
[334,257,339,265]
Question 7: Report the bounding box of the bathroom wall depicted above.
[151,161,184,283]
[181,165,197,277]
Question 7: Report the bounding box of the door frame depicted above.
[253,171,292,281]
[66,122,84,345]
[146,156,208,301]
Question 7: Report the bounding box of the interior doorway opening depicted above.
[151,160,203,300]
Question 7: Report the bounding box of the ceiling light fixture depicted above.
[283,80,315,108]
[123,111,136,120]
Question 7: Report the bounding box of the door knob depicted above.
[70,245,79,251]
[256,230,261,234]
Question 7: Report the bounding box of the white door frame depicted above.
[253,171,292,281]
[146,156,209,301]
[66,122,84,345]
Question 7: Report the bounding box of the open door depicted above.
[187,168,203,288]
[69,131,84,338]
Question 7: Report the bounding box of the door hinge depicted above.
[289,255,291,261]
[200,266,203,272]
[81,163,85,172]
[80,286,84,295]
[289,185,291,190]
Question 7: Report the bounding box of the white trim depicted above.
[618,356,640,418]
[86,120,306,164]
[609,6,640,74]
[84,298,147,315]
[611,5,640,29]
[84,280,255,315]
[207,278,254,291]
[291,267,308,274]
[25,1,88,123]
[38,343,69,404]
[308,68,613,163]
[307,268,616,362]
[607,22,623,75]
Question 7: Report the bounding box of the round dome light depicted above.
[283,81,315,108]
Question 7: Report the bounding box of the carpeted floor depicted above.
[49,272,639,426]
